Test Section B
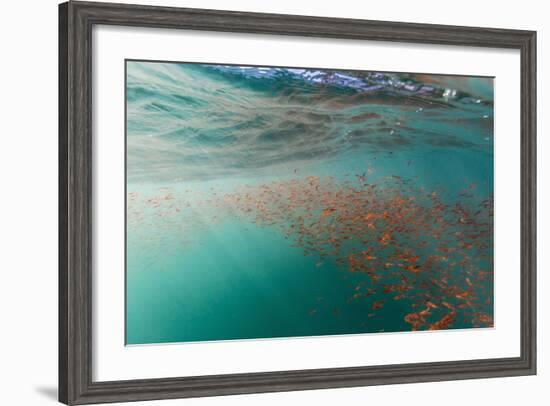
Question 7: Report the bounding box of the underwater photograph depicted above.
[125,60,494,345]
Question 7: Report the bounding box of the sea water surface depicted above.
[126,61,494,345]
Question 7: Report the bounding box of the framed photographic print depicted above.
[59,1,536,404]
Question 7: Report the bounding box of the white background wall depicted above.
[0,0,546,405]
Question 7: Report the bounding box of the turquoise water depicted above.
[126,61,494,345]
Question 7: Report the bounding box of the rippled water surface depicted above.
[126,61,494,345]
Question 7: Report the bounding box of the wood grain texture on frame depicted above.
[58,1,536,404]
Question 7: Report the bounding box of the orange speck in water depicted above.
[379,232,392,245]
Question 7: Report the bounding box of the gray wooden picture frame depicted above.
[59,1,537,404]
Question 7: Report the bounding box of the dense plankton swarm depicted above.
[128,170,494,333]
[210,173,493,331]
